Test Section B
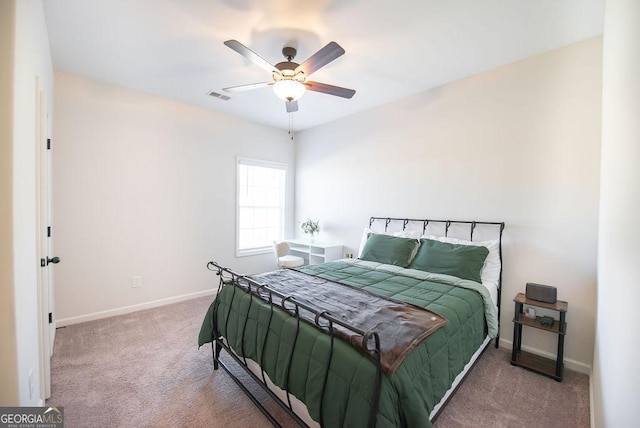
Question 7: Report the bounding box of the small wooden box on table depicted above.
[511,292,567,381]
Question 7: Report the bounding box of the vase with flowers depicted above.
[300,219,320,242]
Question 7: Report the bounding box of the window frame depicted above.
[236,157,288,257]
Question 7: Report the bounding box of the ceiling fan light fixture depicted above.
[273,80,306,102]
[223,39,354,112]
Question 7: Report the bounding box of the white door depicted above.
[36,80,57,400]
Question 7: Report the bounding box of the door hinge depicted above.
[47,138,51,150]
[48,312,53,324]
[47,226,51,238]
[40,258,46,267]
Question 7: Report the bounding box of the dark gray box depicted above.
[525,282,557,304]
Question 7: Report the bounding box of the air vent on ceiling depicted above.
[207,90,230,101]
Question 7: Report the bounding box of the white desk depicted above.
[285,239,343,265]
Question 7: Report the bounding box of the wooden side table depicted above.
[510,292,568,381]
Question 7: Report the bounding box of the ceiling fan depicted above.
[222,39,356,113]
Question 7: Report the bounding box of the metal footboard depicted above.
[206,261,383,428]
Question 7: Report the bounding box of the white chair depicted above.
[273,241,305,268]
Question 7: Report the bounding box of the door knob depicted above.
[47,256,60,265]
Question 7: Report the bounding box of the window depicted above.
[237,158,287,256]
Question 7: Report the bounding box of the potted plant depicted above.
[300,219,320,242]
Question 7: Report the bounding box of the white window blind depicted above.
[237,158,286,256]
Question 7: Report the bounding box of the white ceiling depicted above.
[43,0,604,132]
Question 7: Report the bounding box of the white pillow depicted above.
[357,228,422,258]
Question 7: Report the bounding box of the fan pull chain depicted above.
[289,114,295,140]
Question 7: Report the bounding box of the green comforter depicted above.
[199,259,497,427]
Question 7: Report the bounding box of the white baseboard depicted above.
[56,289,217,327]
[498,338,591,375]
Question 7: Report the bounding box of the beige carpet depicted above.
[48,296,589,427]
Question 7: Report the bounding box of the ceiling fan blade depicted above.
[304,81,356,99]
[295,42,345,76]
[222,82,272,92]
[286,100,299,113]
[224,40,278,74]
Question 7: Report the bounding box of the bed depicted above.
[199,217,505,427]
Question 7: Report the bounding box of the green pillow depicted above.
[359,233,418,268]
[410,238,489,283]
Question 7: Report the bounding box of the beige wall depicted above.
[52,72,296,323]
[592,0,640,426]
[295,37,602,371]
[0,0,18,406]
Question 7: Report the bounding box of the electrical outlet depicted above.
[131,276,142,288]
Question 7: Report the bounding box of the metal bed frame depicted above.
[207,217,505,427]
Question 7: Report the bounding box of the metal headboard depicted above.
[368,216,506,347]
